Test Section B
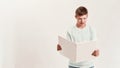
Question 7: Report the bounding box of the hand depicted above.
[92,49,99,57]
[57,44,62,51]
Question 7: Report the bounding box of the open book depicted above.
[58,36,97,62]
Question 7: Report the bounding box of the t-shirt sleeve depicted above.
[90,27,97,41]
[66,30,72,41]
[90,26,99,49]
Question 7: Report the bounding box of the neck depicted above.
[76,23,86,29]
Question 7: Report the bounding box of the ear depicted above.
[75,15,77,18]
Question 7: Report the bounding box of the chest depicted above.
[70,28,92,42]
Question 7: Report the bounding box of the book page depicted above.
[58,36,76,61]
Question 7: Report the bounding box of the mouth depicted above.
[80,22,84,24]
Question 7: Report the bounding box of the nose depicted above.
[81,19,85,23]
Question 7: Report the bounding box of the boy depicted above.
[57,6,99,68]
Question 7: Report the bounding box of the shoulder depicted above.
[66,25,75,33]
[87,24,96,31]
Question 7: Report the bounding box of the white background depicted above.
[0,0,120,68]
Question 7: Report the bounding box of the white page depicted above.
[76,42,96,62]
[58,36,76,61]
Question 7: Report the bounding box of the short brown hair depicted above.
[75,6,88,16]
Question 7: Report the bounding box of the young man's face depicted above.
[75,14,88,25]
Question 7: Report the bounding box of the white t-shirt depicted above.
[66,24,97,67]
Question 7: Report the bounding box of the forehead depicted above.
[76,14,88,18]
